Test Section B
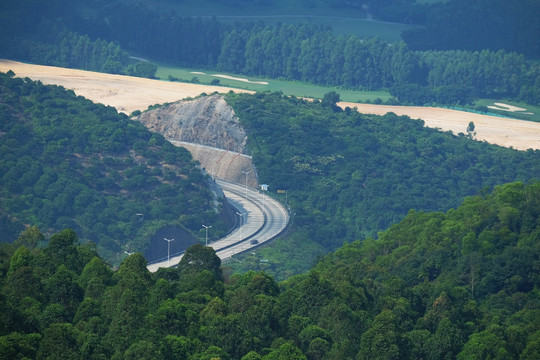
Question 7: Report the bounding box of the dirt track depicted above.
[2,59,539,151]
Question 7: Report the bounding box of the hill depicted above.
[0,181,538,359]
[223,92,540,278]
[0,72,231,265]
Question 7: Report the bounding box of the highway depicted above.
[146,178,289,272]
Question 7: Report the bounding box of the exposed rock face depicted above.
[133,94,259,187]
[135,94,247,153]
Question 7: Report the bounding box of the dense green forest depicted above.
[1,0,539,105]
[1,2,539,358]
[0,1,157,78]
[208,0,540,56]
[0,72,228,265]
[224,91,540,278]
[1,181,538,359]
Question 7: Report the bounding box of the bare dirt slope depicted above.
[0,59,253,114]
[2,59,539,151]
[135,95,248,153]
[134,95,259,187]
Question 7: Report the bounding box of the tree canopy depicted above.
[0,180,538,359]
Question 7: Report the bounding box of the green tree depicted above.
[457,325,511,360]
[123,340,156,360]
[0,332,41,360]
[126,62,158,78]
[14,226,44,249]
[44,229,81,273]
[242,351,263,360]
[78,256,113,299]
[263,342,306,360]
[37,323,81,360]
[178,244,222,280]
[159,335,198,360]
[44,265,83,316]
[321,91,341,110]
[357,310,401,360]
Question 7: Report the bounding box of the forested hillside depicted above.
[225,92,540,278]
[1,181,538,359]
[0,72,228,264]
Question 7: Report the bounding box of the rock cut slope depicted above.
[134,95,259,187]
[134,95,247,153]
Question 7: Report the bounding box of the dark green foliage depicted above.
[402,0,540,57]
[126,62,158,79]
[178,244,223,280]
[0,182,539,358]
[0,73,225,265]
[0,18,129,74]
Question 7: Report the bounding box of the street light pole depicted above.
[202,224,211,246]
[164,237,174,267]
[243,170,251,199]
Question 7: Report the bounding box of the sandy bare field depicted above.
[0,60,253,114]
[339,102,540,151]
[2,59,539,151]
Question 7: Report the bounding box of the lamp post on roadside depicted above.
[202,224,211,246]
[164,237,174,267]
[243,170,251,199]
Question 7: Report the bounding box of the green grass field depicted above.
[156,64,392,103]
[474,99,540,122]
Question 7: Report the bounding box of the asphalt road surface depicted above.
[146,178,289,272]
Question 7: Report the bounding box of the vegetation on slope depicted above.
[0,181,538,359]
[0,72,227,264]
[224,91,540,278]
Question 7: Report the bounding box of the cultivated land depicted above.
[2,59,540,151]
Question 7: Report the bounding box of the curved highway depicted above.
[147,178,289,272]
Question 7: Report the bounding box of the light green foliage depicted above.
[14,226,44,249]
